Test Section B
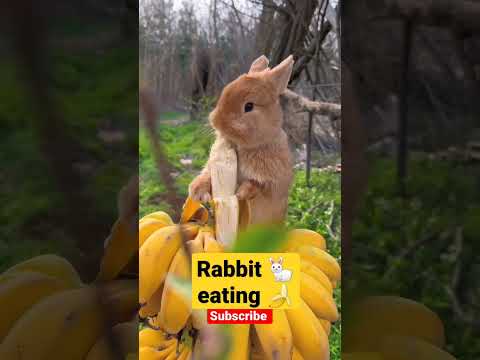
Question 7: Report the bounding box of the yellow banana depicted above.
[292,347,305,360]
[140,219,172,248]
[165,350,178,360]
[269,297,286,308]
[98,280,139,323]
[286,299,329,360]
[300,273,338,322]
[154,247,191,334]
[97,218,137,282]
[318,319,331,336]
[3,254,82,288]
[297,246,341,283]
[254,309,293,360]
[139,345,176,360]
[380,335,456,360]
[344,296,445,352]
[204,231,224,252]
[0,287,106,359]
[188,232,207,331]
[188,230,206,252]
[140,211,174,225]
[85,321,138,360]
[139,327,176,348]
[178,346,192,360]
[225,324,250,360]
[0,271,70,341]
[300,260,333,294]
[282,229,327,252]
[139,284,164,319]
[191,309,207,331]
[139,225,186,304]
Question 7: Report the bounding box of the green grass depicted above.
[139,120,214,218]
[140,115,341,359]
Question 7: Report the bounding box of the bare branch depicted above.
[281,89,341,118]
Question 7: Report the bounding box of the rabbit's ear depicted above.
[266,55,294,95]
[278,257,283,265]
[249,55,270,73]
[269,257,274,264]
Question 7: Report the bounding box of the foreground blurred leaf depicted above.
[232,226,287,253]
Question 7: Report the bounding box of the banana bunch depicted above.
[343,296,457,359]
[253,229,340,360]
[0,178,140,359]
[139,326,192,360]
[0,254,139,360]
[137,198,214,359]
[138,198,340,360]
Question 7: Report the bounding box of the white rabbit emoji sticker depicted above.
[269,257,292,282]
[269,257,293,307]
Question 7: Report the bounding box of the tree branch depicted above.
[281,89,341,118]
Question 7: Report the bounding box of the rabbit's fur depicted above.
[189,55,294,224]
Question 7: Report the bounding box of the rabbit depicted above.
[269,257,292,282]
[189,55,294,224]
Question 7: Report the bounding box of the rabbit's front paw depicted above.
[189,175,212,203]
[236,180,260,201]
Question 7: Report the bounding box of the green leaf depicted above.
[232,226,287,253]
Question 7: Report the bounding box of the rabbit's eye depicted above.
[244,102,254,112]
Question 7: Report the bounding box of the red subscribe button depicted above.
[207,309,273,324]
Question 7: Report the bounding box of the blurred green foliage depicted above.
[352,156,480,358]
[0,42,137,274]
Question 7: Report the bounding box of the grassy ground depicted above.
[0,25,137,277]
[140,112,341,359]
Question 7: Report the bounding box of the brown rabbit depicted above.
[189,55,294,224]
